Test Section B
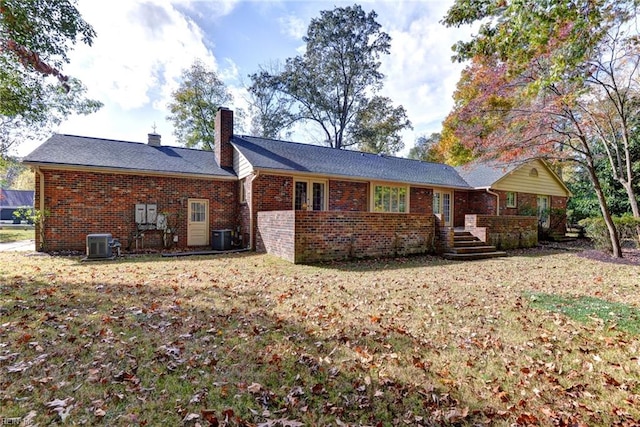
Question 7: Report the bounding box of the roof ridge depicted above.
[56,134,208,153]
[235,135,451,167]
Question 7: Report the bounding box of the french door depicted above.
[537,195,550,228]
[294,180,326,211]
[433,190,452,226]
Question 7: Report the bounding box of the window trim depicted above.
[371,183,409,213]
[506,191,517,208]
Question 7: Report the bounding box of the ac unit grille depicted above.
[86,234,113,258]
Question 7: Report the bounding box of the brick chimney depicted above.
[215,107,233,168]
[148,133,161,146]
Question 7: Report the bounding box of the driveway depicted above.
[0,240,36,252]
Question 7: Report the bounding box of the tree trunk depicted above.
[621,181,640,218]
[620,181,640,243]
[586,164,622,257]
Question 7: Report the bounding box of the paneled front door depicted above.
[187,199,209,246]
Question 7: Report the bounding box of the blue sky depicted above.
[17,0,474,157]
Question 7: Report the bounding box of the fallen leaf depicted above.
[247,382,262,394]
[183,413,200,422]
[6,361,29,372]
[45,397,73,409]
[258,418,304,427]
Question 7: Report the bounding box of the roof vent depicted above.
[148,133,161,146]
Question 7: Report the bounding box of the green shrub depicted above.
[579,214,640,251]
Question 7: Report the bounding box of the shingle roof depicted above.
[0,189,34,207]
[232,136,471,188]
[22,134,235,178]
[455,161,518,188]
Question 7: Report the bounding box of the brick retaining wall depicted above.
[257,211,436,264]
[465,214,537,250]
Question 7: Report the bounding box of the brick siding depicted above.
[410,187,433,214]
[329,180,369,211]
[35,169,237,251]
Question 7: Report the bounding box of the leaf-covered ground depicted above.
[1,246,639,426]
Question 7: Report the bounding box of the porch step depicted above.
[443,251,507,261]
[454,239,489,248]
[444,230,507,261]
[449,245,501,255]
[453,232,478,242]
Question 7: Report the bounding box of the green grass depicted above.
[0,227,34,243]
[527,292,640,335]
[0,249,639,426]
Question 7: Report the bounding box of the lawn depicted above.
[0,227,34,243]
[0,248,639,426]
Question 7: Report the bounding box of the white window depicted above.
[239,179,246,203]
[373,185,407,213]
[506,192,517,208]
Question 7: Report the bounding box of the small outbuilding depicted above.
[0,189,34,222]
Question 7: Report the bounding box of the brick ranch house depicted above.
[22,108,570,263]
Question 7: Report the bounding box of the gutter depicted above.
[249,170,260,250]
[486,188,500,216]
[22,162,237,181]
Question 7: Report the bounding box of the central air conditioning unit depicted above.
[86,233,113,259]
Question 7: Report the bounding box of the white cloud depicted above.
[376,1,472,154]
[37,0,218,151]
[278,14,307,40]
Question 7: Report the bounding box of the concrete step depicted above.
[453,240,489,248]
[449,245,498,254]
[454,234,480,242]
[443,251,507,261]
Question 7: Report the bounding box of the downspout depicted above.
[486,188,500,216]
[35,166,45,250]
[249,170,260,250]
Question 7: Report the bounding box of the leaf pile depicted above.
[0,249,639,425]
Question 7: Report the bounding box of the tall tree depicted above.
[581,30,640,218]
[249,5,407,151]
[0,0,101,156]
[351,96,412,155]
[167,60,233,151]
[442,0,639,257]
[1,77,101,159]
[1,0,95,114]
[408,133,441,162]
[247,62,296,139]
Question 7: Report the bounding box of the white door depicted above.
[187,199,209,246]
[537,195,550,228]
[294,180,326,211]
[433,190,452,226]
